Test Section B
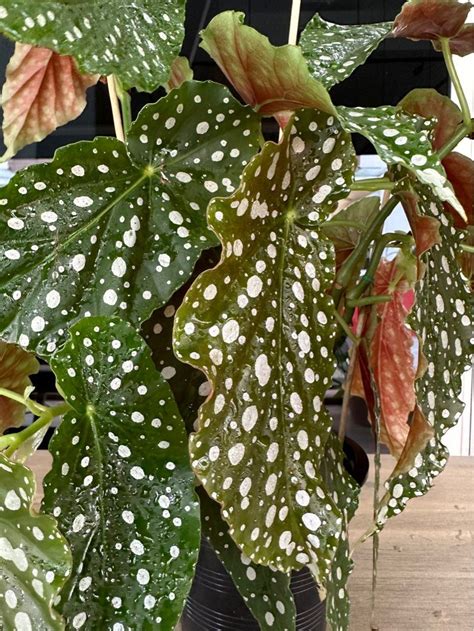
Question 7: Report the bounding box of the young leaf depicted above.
[1,43,99,161]
[200,11,336,117]
[374,186,472,530]
[42,316,200,630]
[0,0,186,92]
[164,56,193,93]
[0,81,262,355]
[199,488,296,631]
[0,340,39,433]
[174,109,356,584]
[300,14,392,89]
[392,0,470,41]
[0,453,71,630]
[337,105,467,221]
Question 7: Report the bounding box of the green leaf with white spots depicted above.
[373,185,472,531]
[300,14,392,89]
[0,81,262,356]
[199,487,296,631]
[0,1,186,92]
[173,109,356,586]
[337,105,467,221]
[42,317,200,631]
[0,453,71,630]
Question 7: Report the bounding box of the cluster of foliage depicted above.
[0,1,472,629]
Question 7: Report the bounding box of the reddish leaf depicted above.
[1,43,99,160]
[392,0,470,41]
[400,190,442,256]
[390,405,435,477]
[0,341,39,433]
[398,88,462,150]
[164,56,194,93]
[200,11,335,117]
[434,24,474,56]
[442,152,474,228]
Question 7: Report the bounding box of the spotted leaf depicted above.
[300,14,392,90]
[0,81,261,355]
[0,340,39,433]
[392,0,470,41]
[374,186,472,530]
[338,105,467,221]
[1,43,99,161]
[42,317,199,630]
[174,109,356,585]
[0,0,185,92]
[0,453,72,630]
[199,487,296,630]
[200,11,336,117]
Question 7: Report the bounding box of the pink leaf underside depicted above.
[0,341,39,433]
[370,259,417,458]
[433,23,474,56]
[442,152,474,228]
[1,43,99,158]
[392,0,470,41]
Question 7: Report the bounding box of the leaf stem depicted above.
[350,178,395,192]
[438,123,471,159]
[107,75,125,143]
[440,37,472,129]
[0,387,47,417]
[347,295,392,308]
[460,243,474,253]
[114,76,132,137]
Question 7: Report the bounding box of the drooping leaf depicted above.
[42,317,200,630]
[164,56,193,93]
[200,11,336,117]
[392,0,470,41]
[199,487,296,631]
[299,14,392,90]
[0,340,38,433]
[0,81,262,355]
[399,190,442,256]
[442,152,474,227]
[398,88,462,151]
[0,453,71,630]
[174,108,356,585]
[434,23,474,56]
[374,186,472,530]
[0,0,186,92]
[1,43,99,161]
[338,105,467,221]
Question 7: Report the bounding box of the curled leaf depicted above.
[392,0,471,41]
[442,152,474,227]
[1,43,99,161]
[434,23,474,56]
[400,190,442,256]
[0,340,39,433]
[164,56,193,93]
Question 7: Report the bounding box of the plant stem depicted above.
[334,309,358,344]
[347,295,392,308]
[0,387,47,417]
[114,77,132,136]
[440,37,472,129]
[438,123,470,159]
[461,243,474,253]
[107,75,125,143]
[371,404,382,631]
[350,178,395,192]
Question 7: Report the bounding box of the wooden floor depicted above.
[28,452,474,630]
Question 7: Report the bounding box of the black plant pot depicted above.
[181,436,369,631]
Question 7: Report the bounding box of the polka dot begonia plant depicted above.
[0,1,472,630]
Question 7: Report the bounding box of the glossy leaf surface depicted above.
[174,109,356,583]
[0,340,38,432]
[1,43,98,160]
[0,453,71,630]
[43,317,200,630]
[0,0,186,92]
[200,11,336,116]
[300,14,392,89]
[199,488,296,631]
[392,0,470,40]
[0,81,261,355]
[338,105,466,220]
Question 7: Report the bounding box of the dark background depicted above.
[0,0,449,157]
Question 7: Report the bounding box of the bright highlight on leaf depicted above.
[0,453,72,630]
[0,340,38,433]
[0,0,186,92]
[0,81,262,355]
[200,11,336,117]
[43,317,200,631]
[300,14,392,89]
[1,43,99,161]
[174,108,356,585]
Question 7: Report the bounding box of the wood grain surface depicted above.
[27,452,474,630]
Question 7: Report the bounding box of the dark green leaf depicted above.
[300,14,392,89]
[42,317,200,630]
[174,109,356,585]
[0,453,71,630]
[199,487,296,631]
[0,0,186,92]
[0,81,262,355]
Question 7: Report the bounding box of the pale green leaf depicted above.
[0,0,186,92]
[0,453,71,630]
[174,109,356,585]
[300,14,392,89]
[42,316,200,630]
[0,81,262,355]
